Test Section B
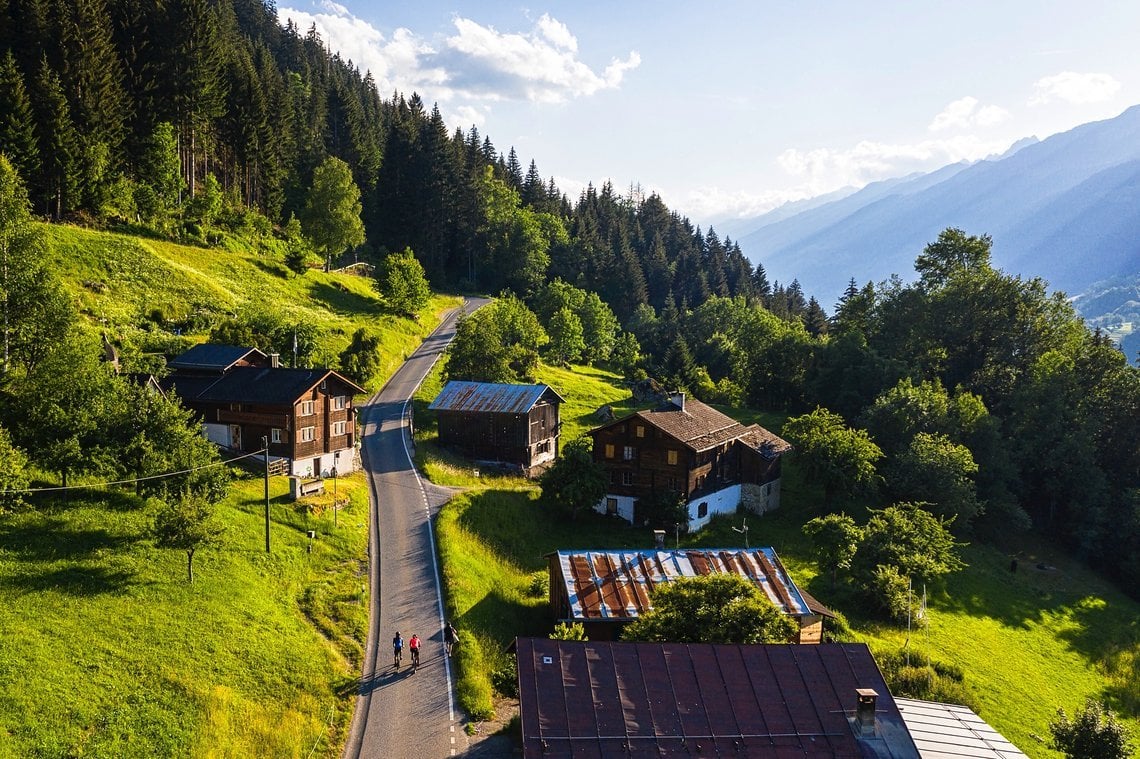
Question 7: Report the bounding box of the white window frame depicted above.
[271,428,283,444]
[623,445,635,461]
[332,420,347,436]
[299,426,315,442]
[333,395,346,410]
[300,400,315,416]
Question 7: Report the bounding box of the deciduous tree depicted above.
[153,493,224,583]
[539,437,606,521]
[301,156,365,272]
[1049,700,1134,759]
[377,248,430,317]
[623,574,797,644]
[782,407,882,503]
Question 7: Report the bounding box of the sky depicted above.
[277,1,1140,228]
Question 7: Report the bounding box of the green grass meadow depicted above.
[0,473,372,758]
[422,364,1140,755]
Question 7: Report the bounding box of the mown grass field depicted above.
[422,365,1140,755]
[0,472,371,758]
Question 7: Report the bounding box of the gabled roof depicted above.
[428,380,565,414]
[164,367,364,405]
[895,698,1028,758]
[168,344,267,373]
[550,548,812,621]
[591,395,790,455]
[516,639,920,759]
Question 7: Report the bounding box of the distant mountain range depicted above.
[734,105,1140,309]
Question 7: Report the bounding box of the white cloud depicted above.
[776,134,1011,196]
[444,16,640,103]
[1030,71,1121,105]
[278,5,640,122]
[929,96,1011,131]
[678,186,819,221]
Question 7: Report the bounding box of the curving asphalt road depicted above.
[343,297,488,759]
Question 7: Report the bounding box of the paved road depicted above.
[343,297,487,759]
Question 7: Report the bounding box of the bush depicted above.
[491,658,518,698]
[550,622,587,641]
[866,564,919,623]
[527,571,549,598]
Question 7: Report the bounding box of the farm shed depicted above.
[547,548,830,643]
[428,380,564,475]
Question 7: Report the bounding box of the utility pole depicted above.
[263,436,271,553]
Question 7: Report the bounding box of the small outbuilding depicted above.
[547,547,831,643]
[428,380,564,475]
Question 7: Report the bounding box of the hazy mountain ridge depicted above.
[737,106,1140,306]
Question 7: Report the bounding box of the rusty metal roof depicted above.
[428,380,564,414]
[553,548,811,621]
[516,639,921,759]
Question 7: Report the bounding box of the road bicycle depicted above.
[393,647,402,669]
[410,647,420,672]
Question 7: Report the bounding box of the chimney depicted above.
[653,530,666,550]
[855,689,878,734]
[269,353,280,368]
[670,392,685,411]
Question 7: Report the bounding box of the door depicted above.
[229,425,242,450]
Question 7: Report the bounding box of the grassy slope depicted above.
[423,366,1140,754]
[0,224,462,756]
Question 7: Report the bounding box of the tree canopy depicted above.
[623,574,798,645]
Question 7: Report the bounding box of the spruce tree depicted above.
[30,56,79,219]
[0,51,40,185]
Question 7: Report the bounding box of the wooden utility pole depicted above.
[263,436,271,553]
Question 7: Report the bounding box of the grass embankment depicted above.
[423,367,1140,755]
[39,223,461,391]
[0,472,371,758]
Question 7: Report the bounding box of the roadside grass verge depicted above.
[0,471,372,758]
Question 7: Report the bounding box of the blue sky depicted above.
[278,1,1140,227]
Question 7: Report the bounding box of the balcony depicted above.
[216,409,291,428]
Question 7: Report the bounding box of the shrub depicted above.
[527,571,549,598]
[866,564,919,623]
[491,658,518,698]
[550,622,587,641]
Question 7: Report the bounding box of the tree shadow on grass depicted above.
[1,565,136,596]
[308,281,383,316]
[250,259,290,279]
[28,487,144,514]
[0,518,140,562]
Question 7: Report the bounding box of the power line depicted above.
[0,448,269,495]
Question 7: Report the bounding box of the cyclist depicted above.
[392,631,403,669]
[409,634,421,670]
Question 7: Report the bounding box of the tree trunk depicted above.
[187,548,195,583]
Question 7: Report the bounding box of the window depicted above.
[623,446,635,461]
[333,395,346,410]
[300,426,315,442]
[698,502,708,518]
[300,400,315,416]
[606,498,618,515]
[605,444,615,458]
[229,402,242,412]
[636,425,645,438]
[611,470,620,485]
[622,471,634,486]
[669,476,679,491]
[271,428,283,444]
[667,449,678,466]
[332,421,347,436]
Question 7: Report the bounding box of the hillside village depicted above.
[2,1,1140,758]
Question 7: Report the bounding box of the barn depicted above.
[428,380,564,475]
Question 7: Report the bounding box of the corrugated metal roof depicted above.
[516,639,921,759]
[428,380,563,414]
[895,698,1029,758]
[554,548,811,621]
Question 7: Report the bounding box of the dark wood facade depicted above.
[429,382,563,474]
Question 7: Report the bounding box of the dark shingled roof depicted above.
[595,395,791,455]
[191,367,364,404]
[168,344,267,372]
[516,639,920,759]
[428,380,564,414]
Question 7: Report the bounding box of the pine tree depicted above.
[30,56,79,218]
[0,51,40,185]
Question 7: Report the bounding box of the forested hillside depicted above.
[2,0,1140,632]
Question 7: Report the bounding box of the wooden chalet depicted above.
[547,548,832,644]
[162,344,365,477]
[515,639,922,758]
[428,381,564,475]
[588,393,790,531]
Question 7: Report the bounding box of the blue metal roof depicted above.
[428,380,563,414]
